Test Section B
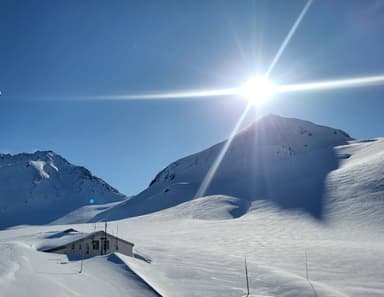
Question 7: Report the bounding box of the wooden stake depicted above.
[305,249,309,280]
[245,256,250,297]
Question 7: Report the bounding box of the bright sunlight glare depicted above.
[239,76,276,105]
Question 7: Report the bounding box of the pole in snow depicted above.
[79,242,85,274]
[305,249,309,280]
[245,256,250,297]
[79,258,83,274]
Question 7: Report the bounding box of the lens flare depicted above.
[240,76,276,105]
[79,88,238,100]
[276,75,384,93]
[195,103,252,198]
[265,0,313,77]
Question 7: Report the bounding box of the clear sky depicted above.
[1,0,384,195]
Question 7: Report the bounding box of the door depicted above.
[100,238,110,255]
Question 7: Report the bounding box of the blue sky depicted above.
[1,0,384,195]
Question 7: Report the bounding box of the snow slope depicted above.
[132,136,384,230]
[1,202,383,297]
[0,151,127,229]
[95,114,354,221]
[325,138,384,228]
[0,240,161,297]
[0,115,384,296]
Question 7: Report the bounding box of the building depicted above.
[43,229,134,257]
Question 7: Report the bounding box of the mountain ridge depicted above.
[0,150,127,229]
[94,114,357,222]
[3,114,383,230]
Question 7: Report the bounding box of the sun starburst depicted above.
[239,76,276,106]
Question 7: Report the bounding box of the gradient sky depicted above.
[1,0,384,195]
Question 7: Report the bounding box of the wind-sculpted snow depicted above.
[97,115,354,221]
[1,204,383,297]
[325,138,384,228]
[0,151,126,229]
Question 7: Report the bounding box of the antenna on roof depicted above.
[104,221,108,255]
[116,224,119,250]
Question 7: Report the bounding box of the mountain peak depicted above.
[241,114,353,148]
[0,150,127,228]
[97,115,355,221]
[257,113,284,121]
[1,149,62,161]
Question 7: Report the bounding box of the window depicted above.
[79,244,82,250]
[103,240,110,250]
[92,240,99,250]
[71,243,75,250]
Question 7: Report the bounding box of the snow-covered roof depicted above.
[63,228,78,233]
[41,230,134,252]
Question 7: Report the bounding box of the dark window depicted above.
[92,240,99,250]
[79,244,82,250]
[71,243,75,250]
[103,240,110,250]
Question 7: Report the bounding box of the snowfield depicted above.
[0,240,161,297]
[1,115,384,296]
[1,204,383,297]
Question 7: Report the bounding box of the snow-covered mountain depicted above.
[3,114,384,231]
[96,114,356,221]
[0,151,126,228]
[1,115,384,297]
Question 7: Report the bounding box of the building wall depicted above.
[51,233,133,257]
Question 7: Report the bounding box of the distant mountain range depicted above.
[2,114,384,229]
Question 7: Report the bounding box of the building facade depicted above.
[44,230,134,257]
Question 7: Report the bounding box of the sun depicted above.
[240,76,276,105]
